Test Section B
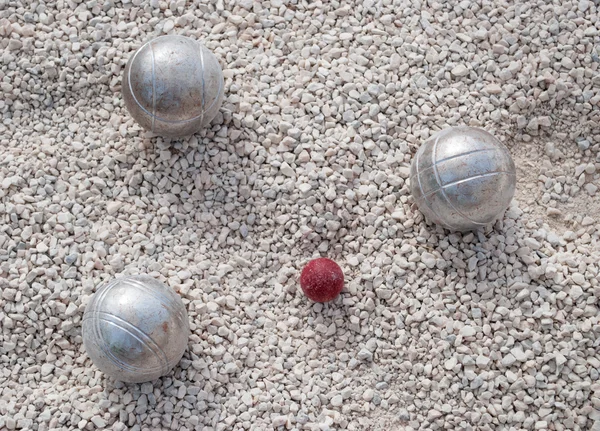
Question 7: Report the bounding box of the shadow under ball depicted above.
[409,126,517,232]
[122,35,225,138]
[82,275,190,383]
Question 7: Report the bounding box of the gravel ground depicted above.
[1,1,600,430]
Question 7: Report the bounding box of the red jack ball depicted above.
[300,258,344,302]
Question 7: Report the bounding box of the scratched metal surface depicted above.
[122,35,224,138]
[82,275,190,383]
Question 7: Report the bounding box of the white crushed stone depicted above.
[1,1,600,431]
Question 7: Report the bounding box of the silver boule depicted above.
[122,35,224,138]
[409,126,517,232]
[82,275,190,383]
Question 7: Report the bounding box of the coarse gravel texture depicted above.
[1,1,600,431]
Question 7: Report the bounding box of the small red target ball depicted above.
[300,258,344,302]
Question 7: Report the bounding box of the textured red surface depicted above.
[300,258,344,302]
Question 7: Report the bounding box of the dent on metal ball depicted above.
[82,275,190,383]
[122,35,225,138]
[409,126,517,232]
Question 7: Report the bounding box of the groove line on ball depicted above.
[198,61,224,123]
[84,317,168,374]
[414,146,453,230]
[127,43,149,124]
[85,319,139,374]
[431,134,488,227]
[91,311,169,372]
[199,44,206,127]
[421,171,516,199]
[150,41,157,132]
[435,147,497,164]
[409,148,499,182]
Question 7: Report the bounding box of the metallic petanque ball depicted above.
[82,275,190,383]
[122,35,225,138]
[409,126,516,232]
